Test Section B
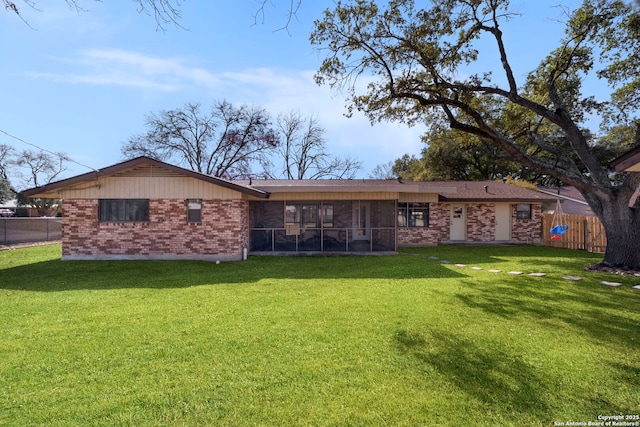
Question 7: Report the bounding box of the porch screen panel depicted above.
[372,229,396,251]
[329,201,353,229]
[250,229,273,251]
[250,201,284,228]
[371,200,396,227]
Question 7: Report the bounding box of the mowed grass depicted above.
[0,244,639,426]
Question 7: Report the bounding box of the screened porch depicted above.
[249,200,397,253]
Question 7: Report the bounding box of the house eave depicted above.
[248,183,457,195]
[610,145,640,172]
[439,197,555,203]
[21,156,270,199]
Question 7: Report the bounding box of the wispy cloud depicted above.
[220,67,426,168]
[28,48,425,174]
[29,48,220,91]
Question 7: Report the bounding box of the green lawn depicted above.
[1,244,638,426]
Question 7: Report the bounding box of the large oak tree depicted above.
[312,0,640,271]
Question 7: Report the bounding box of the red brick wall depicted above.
[466,204,495,241]
[397,204,449,246]
[62,199,249,261]
[512,204,543,243]
[398,202,544,246]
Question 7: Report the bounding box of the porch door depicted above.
[352,201,370,240]
[450,204,466,240]
[495,204,512,241]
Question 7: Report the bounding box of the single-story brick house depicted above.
[23,156,554,261]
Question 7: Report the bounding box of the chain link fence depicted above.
[1,218,62,246]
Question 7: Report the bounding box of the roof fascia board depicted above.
[439,197,556,203]
[22,156,269,199]
[250,184,457,194]
[610,146,640,172]
[536,188,589,205]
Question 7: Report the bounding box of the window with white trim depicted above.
[398,202,430,227]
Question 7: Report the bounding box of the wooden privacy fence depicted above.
[542,213,606,253]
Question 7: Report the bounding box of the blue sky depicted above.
[1,0,582,187]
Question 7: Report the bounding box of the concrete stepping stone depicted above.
[487,269,501,273]
[599,281,622,287]
[440,260,451,264]
[454,264,466,268]
[508,271,523,275]
[429,256,439,260]
[471,267,483,270]
[632,285,640,291]
[562,276,582,281]
[528,273,546,277]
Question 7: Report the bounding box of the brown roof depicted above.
[236,178,457,194]
[435,181,556,202]
[21,156,556,204]
[610,145,640,172]
[241,178,553,202]
[537,186,594,216]
[22,156,269,199]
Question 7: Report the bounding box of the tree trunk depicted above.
[589,192,640,271]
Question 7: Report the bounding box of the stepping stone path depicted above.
[426,254,632,289]
[599,281,622,287]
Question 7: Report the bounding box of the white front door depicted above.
[450,205,466,240]
[352,201,370,240]
[495,204,512,241]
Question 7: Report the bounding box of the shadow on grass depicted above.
[0,254,467,292]
[455,278,640,349]
[410,245,604,271]
[393,328,551,419]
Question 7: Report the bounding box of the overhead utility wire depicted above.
[0,128,99,173]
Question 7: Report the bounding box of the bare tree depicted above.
[4,0,183,30]
[254,0,302,33]
[368,161,394,180]
[122,101,278,179]
[0,144,15,203]
[13,149,68,216]
[270,110,362,179]
[0,144,14,182]
[6,0,307,31]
